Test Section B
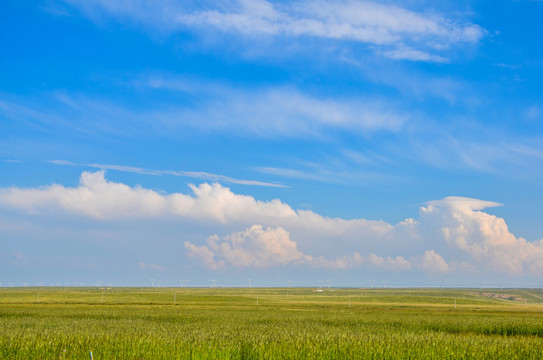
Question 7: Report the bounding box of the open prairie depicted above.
[1,287,543,359]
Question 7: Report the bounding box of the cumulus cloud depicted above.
[185,225,408,270]
[62,0,484,62]
[368,253,412,271]
[184,225,452,272]
[0,171,296,222]
[0,171,394,240]
[416,250,450,273]
[182,195,543,275]
[309,252,366,270]
[2,171,542,277]
[421,199,543,276]
[185,225,311,269]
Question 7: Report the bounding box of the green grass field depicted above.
[1,287,543,359]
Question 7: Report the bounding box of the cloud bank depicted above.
[1,171,541,277]
[0,171,295,223]
[185,225,424,271]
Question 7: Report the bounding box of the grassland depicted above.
[1,287,543,359]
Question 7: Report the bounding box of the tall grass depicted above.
[1,287,542,359]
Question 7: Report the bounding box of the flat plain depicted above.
[1,287,543,359]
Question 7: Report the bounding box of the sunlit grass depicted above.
[1,287,543,359]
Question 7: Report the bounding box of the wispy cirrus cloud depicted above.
[383,46,449,63]
[4,85,543,179]
[48,160,287,188]
[406,129,543,176]
[0,86,407,139]
[61,0,485,63]
[180,0,482,44]
[257,166,387,184]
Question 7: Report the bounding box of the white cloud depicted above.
[0,87,406,139]
[185,225,311,269]
[180,0,484,62]
[0,171,296,223]
[368,253,412,271]
[416,250,450,273]
[0,171,395,240]
[309,252,366,270]
[184,225,449,272]
[48,160,287,188]
[62,0,186,30]
[258,167,329,182]
[506,144,543,160]
[257,161,389,185]
[421,200,543,276]
[2,172,543,277]
[185,225,407,270]
[383,46,449,63]
[62,0,484,62]
[180,88,406,136]
[405,128,543,175]
[426,196,502,211]
[184,241,224,270]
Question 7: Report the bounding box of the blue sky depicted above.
[1,0,543,287]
